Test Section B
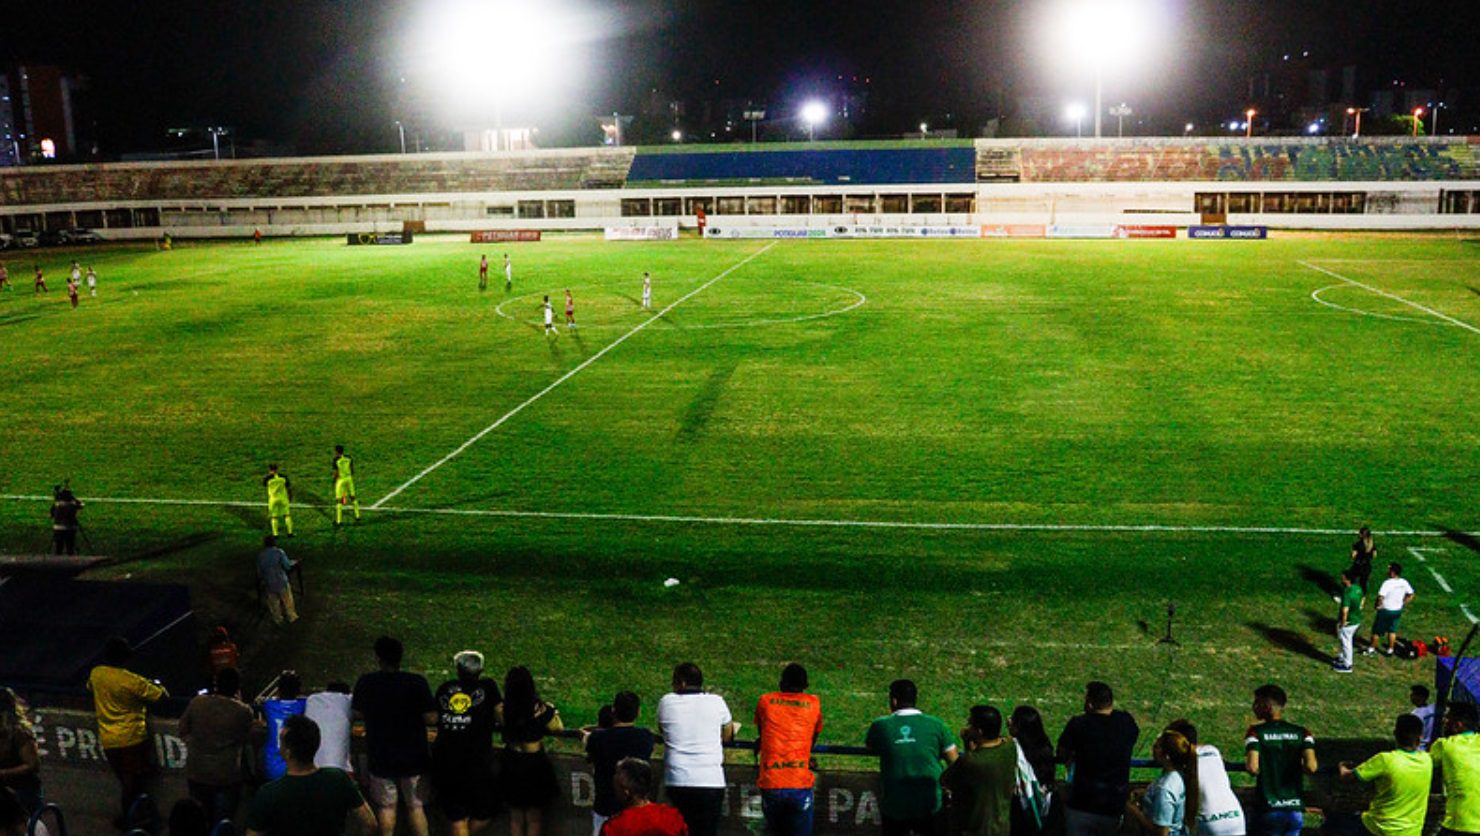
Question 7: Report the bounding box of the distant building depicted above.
[0,65,89,165]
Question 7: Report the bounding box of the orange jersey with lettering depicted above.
[754,692,823,789]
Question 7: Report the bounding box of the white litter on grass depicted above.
[663,577,680,588]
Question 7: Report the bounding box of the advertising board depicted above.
[471,230,542,243]
[604,226,679,241]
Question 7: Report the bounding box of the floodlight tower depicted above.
[1056,0,1144,138]
[801,101,828,141]
[1066,103,1087,138]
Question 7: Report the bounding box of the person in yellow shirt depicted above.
[1431,702,1480,836]
[263,464,294,537]
[331,445,360,526]
[87,637,167,827]
[1339,715,1432,836]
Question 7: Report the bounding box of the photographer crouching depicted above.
[49,484,85,555]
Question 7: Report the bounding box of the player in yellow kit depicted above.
[263,464,294,537]
[332,444,360,525]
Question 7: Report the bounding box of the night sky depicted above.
[3,0,1477,155]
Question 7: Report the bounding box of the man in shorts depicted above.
[86,266,98,296]
[504,253,513,290]
[0,262,11,291]
[565,289,577,328]
[263,464,294,537]
[642,273,652,310]
[33,265,46,294]
[478,255,489,291]
[331,445,360,526]
[353,637,438,836]
[67,275,80,309]
[543,296,558,338]
[1367,563,1415,656]
[432,650,503,836]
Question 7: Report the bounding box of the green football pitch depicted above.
[2,233,1477,759]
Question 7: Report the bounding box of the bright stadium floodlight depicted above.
[801,100,828,141]
[1046,0,1158,138]
[671,129,683,142]
[1066,102,1088,137]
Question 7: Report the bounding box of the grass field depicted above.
[2,232,1477,764]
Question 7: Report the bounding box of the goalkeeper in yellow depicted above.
[332,444,361,525]
[263,464,294,537]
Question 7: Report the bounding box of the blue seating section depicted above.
[628,148,978,185]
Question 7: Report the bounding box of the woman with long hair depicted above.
[500,666,563,836]
[0,689,40,815]
[1127,730,1199,836]
[1007,706,1054,836]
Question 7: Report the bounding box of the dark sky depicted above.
[3,0,1476,155]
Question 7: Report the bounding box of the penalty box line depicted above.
[0,493,1457,538]
[1299,261,1480,335]
[371,242,779,509]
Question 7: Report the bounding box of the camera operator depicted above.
[49,485,85,555]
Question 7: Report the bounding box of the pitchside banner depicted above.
[705,227,826,239]
[1188,225,1269,240]
[1114,225,1178,239]
[346,232,413,245]
[471,230,542,243]
[604,226,679,241]
[830,225,981,238]
[981,224,1048,238]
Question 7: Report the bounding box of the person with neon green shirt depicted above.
[1339,714,1432,836]
[1431,702,1480,836]
[263,464,294,537]
[331,445,360,526]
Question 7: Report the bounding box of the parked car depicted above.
[0,233,12,250]
[12,231,40,248]
[68,228,105,244]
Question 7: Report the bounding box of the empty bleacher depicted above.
[627,146,978,186]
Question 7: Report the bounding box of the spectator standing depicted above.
[87,636,167,828]
[1007,707,1055,836]
[586,692,656,836]
[206,627,241,677]
[256,536,299,625]
[244,715,375,836]
[1339,715,1432,836]
[1408,687,1435,751]
[1429,702,1479,836]
[755,664,824,836]
[865,679,959,836]
[942,705,1017,836]
[1333,570,1364,673]
[178,667,254,824]
[48,487,83,556]
[1244,684,1318,836]
[1126,730,1199,836]
[501,666,564,836]
[658,663,737,836]
[0,688,41,814]
[352,637,437,836]
[1165,720,1245,836]
[600,758,690,836]
[431,651,504,836]
[1366,564,1415,656]
[1350,527,1377,597]
[305,682,356,775]
[1056,681,1140,836]
[260,673,307,781]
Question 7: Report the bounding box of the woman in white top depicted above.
[1167,719,1245,836]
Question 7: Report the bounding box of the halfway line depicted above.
[371,242,778,508]
[1300,261,1480,335]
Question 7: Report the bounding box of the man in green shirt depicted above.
[1334,570,1364,673]
[865,679,958,836]
[1431,702,1480,836]
[1244,684,1318,836]
[1340,714,1432,836]
[246,715,375,836]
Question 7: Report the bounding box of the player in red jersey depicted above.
[565,289,576,328]
[479,254,489,291]
[0,262,11,291]
[67,276,80,308]
[33,265,46,294]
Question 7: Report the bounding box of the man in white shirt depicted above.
[656,662,737,836]
[1366,563,1415,657]
[1408,685,1435,750]
[1167,719,1245,836]
[306,682,356,775]
[642,273,652,310]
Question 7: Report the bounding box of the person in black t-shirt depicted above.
[49,487,84,556]
[1349,527,1376,597]
[584,691,656,836]
[432,650,504,836]
[351,637,437,836]
[1056,681,1140,836]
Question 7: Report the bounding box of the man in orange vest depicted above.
[754,664,823,836]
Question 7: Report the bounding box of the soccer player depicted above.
[253,227,263,245]
[542,296,557,338]
[565,289,576,328]
[642,273,652,310]
[86,267,98,297]
[0,262,10,291]
[504,254,513,290]
[478,255,489,291]
[70,260,81,283]
[33,265,46,294]
[263,464,294,537]
[67,276,80,309]
[332,445,361,526]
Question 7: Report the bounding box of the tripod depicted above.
[1157,602,1180,646]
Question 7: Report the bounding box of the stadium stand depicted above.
[989,137,1480,183]
[0,149,638,207]
[627,147,979,186]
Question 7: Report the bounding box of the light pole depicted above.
[1183,122,1195,136]
[1430,103,1442,136]
[743,109,766,144]
[1244,109,1256,139]
[1411,107,1424,137]
[1109,103,1133,137]
[1066,103,1087,138]
[396,121,406,154]
[801,101,827,142]
[1346,107,1368,138]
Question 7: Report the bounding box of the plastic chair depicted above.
[28,802,66,836]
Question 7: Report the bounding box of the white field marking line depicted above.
[1407,546,1455,593]
[494,283,866,331]
[1299,260,1480,335]
[1463,605,1479,625]
[372,242,778,508]
[0,494,1457,538]
[1309,285,1454,326]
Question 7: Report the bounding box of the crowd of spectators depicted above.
[1,635,1477,836]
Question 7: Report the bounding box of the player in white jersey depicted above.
[70,261,82,285]
[642,272,652,309]
[85,267,98,296]
[542,295,557,337]
[504,254,513,290]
